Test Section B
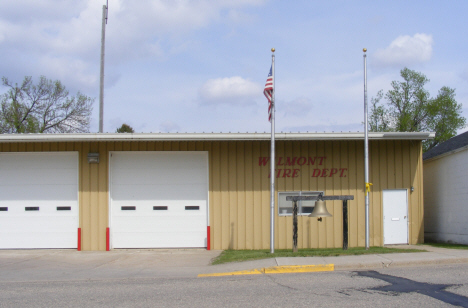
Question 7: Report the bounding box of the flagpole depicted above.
[270,48,276,254]
[363,48,370,250]
[99,2,108,133]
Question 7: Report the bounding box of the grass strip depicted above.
[424,242,468,250]
[211,247,425,265]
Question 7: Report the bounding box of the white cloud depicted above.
[160,120,180,133]
[226,9,255,24]
[281,97,313,117]
[106,0,265,63]
[0,0,101,59]
[199,76,262,105]
[0,0,265,93]
[0,1,88,23]
[374,33,433,67]
[281,123,363,133]
[460,68,468,82]
[37,56,99,90]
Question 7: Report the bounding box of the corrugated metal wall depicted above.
[209,140,423,250]
[0,139,423,251]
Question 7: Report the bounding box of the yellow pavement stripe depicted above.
[198,264,334,277]
[263,264,334,274]
[198,269,263,277]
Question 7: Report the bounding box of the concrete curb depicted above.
[198,256,468,278]
[199,248,468,277]
[198,264,334,277]
[333,256,468,271]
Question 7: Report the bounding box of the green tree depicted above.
[369,90,392,132]
[0,76,94,133]
[369,68,466,152]
[116,123,135,133]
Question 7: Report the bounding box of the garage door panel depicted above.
[111,184,208,201]
[112,216,206,223]
[0,153,79,249]
[0,231,77,249]
[0,216,77,229]
[112,203,206,219]
[112,221,205,234]
[112,174,206,186]
[112,200,206,212]
[0,208,77,217]
[0,185,78,201]
[113,232,205,248]
[112,152,206,167]
[0,154,77,170]
[110,152,208,249]
[0,169,78,185]
[111,169,207,185]
[112,210,206,218]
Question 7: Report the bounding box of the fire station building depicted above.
[0,132,433,251]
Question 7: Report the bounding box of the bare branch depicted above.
[0,76,94,134]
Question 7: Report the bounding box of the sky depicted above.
[1,0,468,134]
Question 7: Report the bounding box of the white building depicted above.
[424,131,468,244]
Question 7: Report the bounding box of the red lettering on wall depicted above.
[292,169,300,177]
[259,157,270,166]
[312,169,321,177]
[260,156,346,178]
[285,157,297,166]
[297,157,306,166]
[339,168,348,177]
[276,169,282,178]
[282,169,292,177]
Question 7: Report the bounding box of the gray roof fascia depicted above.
[424,144,468,163]
[0,132,435,143]
[423,131,468,161]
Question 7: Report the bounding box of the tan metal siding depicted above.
[0,139,423,250]
[252,141,263,249]
[228,142,237,249]
[244,141,254,250]
[370,141,382,246]
[207,139,423,249]
[211,142,221,249]
[79,142,108,251]
[236,142,246,250]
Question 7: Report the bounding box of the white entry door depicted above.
[0,152,79,249]
[110,151,208,249]
[383,189,408,245]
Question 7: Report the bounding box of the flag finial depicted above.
[271,48,275,52]
[363,48,367,52]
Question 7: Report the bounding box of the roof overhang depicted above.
[0,132,436,143]
[424,144,468,163]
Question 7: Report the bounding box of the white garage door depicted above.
[110,152,208,249]
[0,152,79,249]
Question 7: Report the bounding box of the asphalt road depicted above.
[2,263,468,307]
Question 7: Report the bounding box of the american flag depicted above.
[264,66,274,122]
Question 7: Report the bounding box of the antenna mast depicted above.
[99,1,108,133]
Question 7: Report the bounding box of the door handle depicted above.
[404,216,407,219]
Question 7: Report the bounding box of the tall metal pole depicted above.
[270,48,276,253]
[99,4,108,133]
[363,48,370,250]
